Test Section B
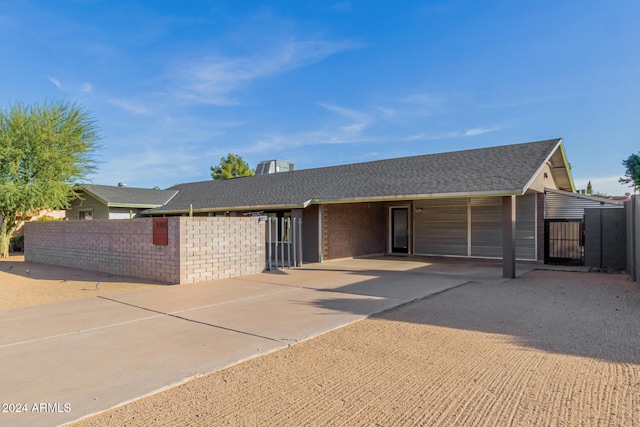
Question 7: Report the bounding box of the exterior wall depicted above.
[322,202,385,260]
[67,193,110,220]
[25,217,266,284]
[108,207,145,219]
[179,217,265,284]
[545,190,623,219]
[12,209,66,238]
[528,164,558,192]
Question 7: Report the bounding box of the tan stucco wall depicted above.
[528,163,558,193]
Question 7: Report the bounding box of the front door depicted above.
[391,207,409,253]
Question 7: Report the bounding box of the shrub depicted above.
[10,236,24,252]
[36,215,62,221]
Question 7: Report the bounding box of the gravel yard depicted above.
[0,256,158,310]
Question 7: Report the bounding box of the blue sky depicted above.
[0,1,637,195]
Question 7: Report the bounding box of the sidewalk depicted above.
[0,257,522,427]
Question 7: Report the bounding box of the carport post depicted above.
[502,195,516,279]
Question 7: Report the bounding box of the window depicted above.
[79,209,93,220]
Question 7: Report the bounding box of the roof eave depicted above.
[557,142,577,192]
[310,189,527,205]
[107,203,164,208]
[544,187,625,206]
[142,202,309,215]
[143,190,528,215]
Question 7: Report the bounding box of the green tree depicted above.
[210,153,254,180]
[619,152,640,194]
[0,100,100,257]
[586,180,593,194]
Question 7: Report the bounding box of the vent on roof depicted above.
[255,160,295,175]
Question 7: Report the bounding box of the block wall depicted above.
[25,217,266,284]
[179,217,266,284]
[322,202,385,260]
[25,218,181,283]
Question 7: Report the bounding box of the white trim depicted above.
[522,139,563,194]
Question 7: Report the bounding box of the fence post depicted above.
[287,218,292,268]
[297,218,303,267]
[292,218,297,268]
[280,217,285,269]
[267,217,272,271]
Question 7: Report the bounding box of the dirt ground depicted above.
[0,255,159,310]
[2,257,638,426]
[57,268,640,427]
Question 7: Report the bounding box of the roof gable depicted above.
[79,184,178,208]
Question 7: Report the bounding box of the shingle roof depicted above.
[79,184,178,208]
[146,138,570,214]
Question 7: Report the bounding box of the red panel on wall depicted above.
[153,218,169,245]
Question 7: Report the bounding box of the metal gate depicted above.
[266,217,303,270]
[544,219,584,265]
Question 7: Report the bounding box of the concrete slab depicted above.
[0,298,155,347]
[103,277,293,314]
[174,287,403,343]
[1,314,281,427]
[0,257,486,427]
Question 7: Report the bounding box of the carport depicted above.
[143,139,576,279]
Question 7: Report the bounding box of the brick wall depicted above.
[25,217,266,284]
[323,202,385,260]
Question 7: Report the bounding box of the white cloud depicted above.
[47,76,94,95]
[173,38,362,105]
[79,82,93,95]
[319,103,372,137]
[403,125,503,141]
[464,126,502,136]
[48,76,62,89]
[108,98,152,115]
[92,144,204,188]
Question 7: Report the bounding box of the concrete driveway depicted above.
[0,257,534,427]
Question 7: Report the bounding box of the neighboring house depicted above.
[142,138,574,267]
[12,209,66,237]
[67,184,178,220]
